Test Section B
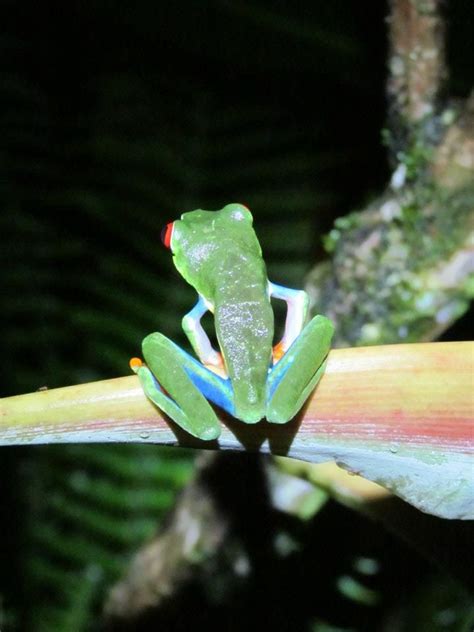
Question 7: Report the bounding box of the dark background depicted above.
[1,1,472,630]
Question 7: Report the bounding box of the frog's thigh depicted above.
[266,315,334,423]
[139,332,234,441]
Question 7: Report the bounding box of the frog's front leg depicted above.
[269,282,309,363]
[182,296,226,376]
[266,284,334,422]
[131,333,234,441]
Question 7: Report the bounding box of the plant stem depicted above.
[1,342,472,518]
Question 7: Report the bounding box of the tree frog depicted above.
[130,204,334,441]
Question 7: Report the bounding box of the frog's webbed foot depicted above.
[131,333,234,441]
[265,315,334,423]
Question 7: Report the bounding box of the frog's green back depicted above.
[213,250,273,422]
[171,204,274,422]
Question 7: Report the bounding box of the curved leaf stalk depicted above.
[2,342,472,519]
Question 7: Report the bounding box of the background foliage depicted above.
[1,1,472,630]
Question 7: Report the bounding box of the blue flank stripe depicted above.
[165,338,235,415]
[184,367,235,416]
[267,360,291,401]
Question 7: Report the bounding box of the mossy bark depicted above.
[307,0,473,347]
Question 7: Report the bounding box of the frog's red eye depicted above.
[161,222,174,249]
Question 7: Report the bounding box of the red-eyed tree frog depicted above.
[130,204,334,441]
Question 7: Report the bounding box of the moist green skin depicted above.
[135,203,334,439]
[171,204,274,421]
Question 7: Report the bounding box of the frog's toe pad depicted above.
[129,357,143,373]
[198,426,221,441]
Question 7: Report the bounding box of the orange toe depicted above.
[130,357,143,371]
[272,341,285,363]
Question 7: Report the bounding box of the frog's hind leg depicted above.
[266,315,334,423]
[131,332,234,441]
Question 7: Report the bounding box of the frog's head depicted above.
[161,204,261,296]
